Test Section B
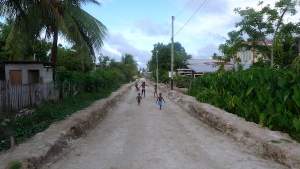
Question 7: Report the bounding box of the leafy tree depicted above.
[120,54,138,80]
[98,54,111,68]
[33,40,51,61]
[0,19,12,60]
[273,22,300,67]
[292,55,300,73]
[97,54,138,81]
[218,0,299,68]
[57,45,94,72]
[219,31,244,63]
[235,0,298,67]
[234,6,272,59]
[122,54,137,66]
[0,19,51,61]
[270,0,298,67]
[212,53,223,60]
[148,42,191,82]
[0,0,107,65]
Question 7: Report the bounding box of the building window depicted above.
[28,70,40,84]
[0,65,4,81]
[9,70,22,85]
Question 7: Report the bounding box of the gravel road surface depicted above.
[43,84,287,169]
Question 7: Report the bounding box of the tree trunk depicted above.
[51,28,58,83]
[81,55,85,72]
[251,47,256,65]
[51,28,58,66]
[10,136,15,148]
[271,7,288,68]
[271,45,274,67]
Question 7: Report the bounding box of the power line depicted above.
[175,0,197,18]
[175,0,208,36]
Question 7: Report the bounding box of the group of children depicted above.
[135,81,165,110]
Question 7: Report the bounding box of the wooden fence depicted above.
[0,81,59,112]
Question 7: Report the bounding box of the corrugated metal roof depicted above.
[187,59,220,65]
[186,59,233,73]
[187,63,219,73]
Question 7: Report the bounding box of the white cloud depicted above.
[134,19,169,36]
[101,32,151,68]
[98,0,300,67]
[172,0,299,58]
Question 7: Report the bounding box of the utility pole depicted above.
[156,50,159,89]
[171,16,175,90]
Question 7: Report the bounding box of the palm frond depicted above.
[63,0,101,8]
[61,5,106,56]
[1,0,107,63]
[72,7,107,48]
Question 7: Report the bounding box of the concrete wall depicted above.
[237,49,253,65]
[41,67,53,83]
[236,48,263,69]
[4,64,53,84]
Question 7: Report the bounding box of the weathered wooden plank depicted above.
[0,81,58,112]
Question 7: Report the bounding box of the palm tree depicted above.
[0,0,107,65]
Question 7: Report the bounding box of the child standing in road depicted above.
[136,93,142,105]
[156,93,165,110]
[141,81,146,98]
[135,82,139,91]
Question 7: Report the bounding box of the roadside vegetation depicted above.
[148,42,191,82]
[7,161,22,169]
[189,68,300,141]
[0,0,107,65]
[147,0,300,141]
[0,1,139,151]
[188,0,300,141]
[0,55,138,151]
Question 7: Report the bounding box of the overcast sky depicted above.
[64,0,297,67]
[84,0,280,67]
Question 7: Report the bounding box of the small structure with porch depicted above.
[0,61,53,85]
[177,59,233,78]
[0,61,56,112]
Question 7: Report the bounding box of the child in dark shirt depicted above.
[141,81,146,97]
[136,93,142,105]
[156,93,165,110]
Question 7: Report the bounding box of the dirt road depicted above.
[43,84,287,169]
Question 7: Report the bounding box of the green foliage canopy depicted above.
[0,0,107,65]
[0,19,52,61]
[219,0,300,68]
[148,42,191,82]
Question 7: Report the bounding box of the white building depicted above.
[236,48,262,69]
[0,61,53,85]
[235,40,272,69]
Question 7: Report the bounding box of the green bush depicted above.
[0,66,134,151]
[174,76,192,88]
[13,92,111,144]
[55,67,130,95]
[0,112,15,152]
[189,68,300,141]
[8,161,22,169]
